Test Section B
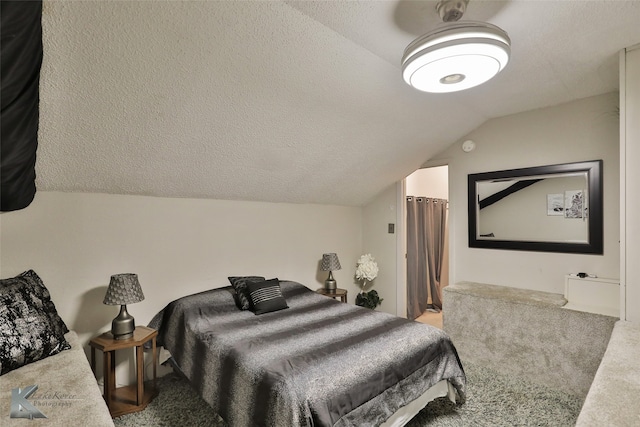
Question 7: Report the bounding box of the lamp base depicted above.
[324,271,337,292]
[111,304,135,340]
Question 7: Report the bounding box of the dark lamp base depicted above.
[112,304,135,340]
[114,331,134,340]
[324,271,337,291]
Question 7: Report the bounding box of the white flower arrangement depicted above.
[355,253,378,292]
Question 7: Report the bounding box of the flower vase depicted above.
[360,280,367,294]
[355,288,383,309]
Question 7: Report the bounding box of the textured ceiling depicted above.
[36,1,640,206]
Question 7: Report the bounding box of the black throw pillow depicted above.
[228,276,265,310]
[0,270,71,375]
[246,278,288,315]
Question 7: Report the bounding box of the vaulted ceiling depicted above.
[36,1,640,206]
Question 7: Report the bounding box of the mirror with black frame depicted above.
[468,160,603,254]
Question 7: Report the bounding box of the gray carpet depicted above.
[113,361,583,426]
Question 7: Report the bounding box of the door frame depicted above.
[395,161,451,319]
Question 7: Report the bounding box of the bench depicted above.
[576,320,640,426]
[0,331,114,426]
[443,281,617,397]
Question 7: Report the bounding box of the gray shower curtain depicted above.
[406,196,447,320]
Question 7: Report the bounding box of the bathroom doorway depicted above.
[405,165,449,327]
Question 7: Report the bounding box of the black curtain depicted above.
[1,1,43,212]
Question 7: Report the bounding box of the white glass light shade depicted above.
[402,21,510,93]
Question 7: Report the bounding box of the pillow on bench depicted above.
[0,270,70,376]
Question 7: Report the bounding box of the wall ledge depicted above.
[448,281,567,308]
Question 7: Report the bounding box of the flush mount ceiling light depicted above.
[401,0,510,93]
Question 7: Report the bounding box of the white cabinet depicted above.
[563,275,619,317]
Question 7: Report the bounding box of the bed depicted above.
[149,280,465,427]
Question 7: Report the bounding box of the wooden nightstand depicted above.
[89,325,158,417]
[316,288,348,303]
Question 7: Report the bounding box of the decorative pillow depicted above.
[0,270,71,376]
[228,276,265,310]
[246,278,288,315]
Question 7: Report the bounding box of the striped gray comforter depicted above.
[150,281,465,427]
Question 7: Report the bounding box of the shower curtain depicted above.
[406,196,448,320]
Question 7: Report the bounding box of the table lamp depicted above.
[103,273,145,340]
[321,253,341,292]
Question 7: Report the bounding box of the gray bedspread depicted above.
[149,281,465,427]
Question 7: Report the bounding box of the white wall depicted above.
[428,92,620,295]
[361,184,397,315]
[405,166,448,199]
[621,45,640,322]
[0,192,362,346]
